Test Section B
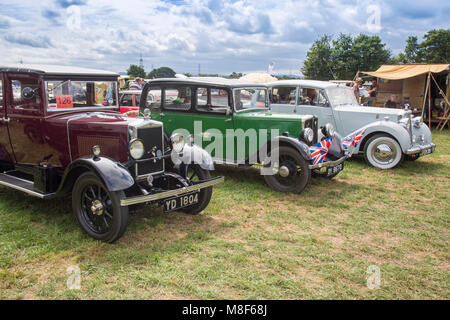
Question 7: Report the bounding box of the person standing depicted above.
[384,94,398,108]
[367,79,378,106]
[353,78,363,103]
[129,78,145,90]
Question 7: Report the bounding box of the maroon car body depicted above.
[0,65,223,243]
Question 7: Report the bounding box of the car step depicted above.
[0,173,55,199]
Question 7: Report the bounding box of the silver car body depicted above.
[267,80,435,156]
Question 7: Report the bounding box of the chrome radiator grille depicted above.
[135,125,164,177]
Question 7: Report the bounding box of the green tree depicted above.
[301,35,333,80]
[302,34,391,80]
[228,72,243,79]
[148,67,176,79]
[419,29,450,63]
[404,36,422,62]
[127,64,146,78]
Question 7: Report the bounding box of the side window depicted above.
[195,87,230,114]
[120,94,133,106]
[298,87,328,107]
[271,86,296,104]
[11,78,41,110]
[163,86,192,111]
[0,79,3,108]
[145,87,162,110]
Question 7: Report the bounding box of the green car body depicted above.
[139,78,347,193]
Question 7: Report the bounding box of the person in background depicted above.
[367,79,378,106]
[129,78,145,90]
[384,94,398,108]
[402,94,411,109]
[353,78,362,103]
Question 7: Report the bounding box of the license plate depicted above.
[327,163,343,176]
[164,192,199,212]
[421,147,433,155]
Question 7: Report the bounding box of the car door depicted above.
[0,73,15,163]
[295,87,337,129]
[269,85,297,114]
[5,73,48,165]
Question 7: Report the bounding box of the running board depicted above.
[0,173,56,199]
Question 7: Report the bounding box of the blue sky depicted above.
[0,0,448,75]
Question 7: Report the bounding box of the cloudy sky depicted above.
[0,0,448,75]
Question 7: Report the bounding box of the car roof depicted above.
[146,77,267,89]
[266,79,339,89]
[0,64,119,77]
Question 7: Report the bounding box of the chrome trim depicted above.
[120,176,225,206]
[0,177,55,199]
[404,143,436,155]
[308,155,347,169]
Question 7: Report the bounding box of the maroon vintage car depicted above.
[0,65,223,243]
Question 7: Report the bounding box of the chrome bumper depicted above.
[308,155,347,170]
[120,176,224,206]
[405,143,436,155]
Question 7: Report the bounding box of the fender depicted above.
[350,121,412,154]
[265,136,312,161]
[58,156,135,193]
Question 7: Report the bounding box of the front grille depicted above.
[304,118,319,144]
[135,125,164,177]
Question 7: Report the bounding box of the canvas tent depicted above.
[362,64,450,129]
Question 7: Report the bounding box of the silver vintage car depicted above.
[267,80,435,169]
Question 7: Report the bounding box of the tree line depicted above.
[301,29,449,80]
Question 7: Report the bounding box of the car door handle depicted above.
[225,118,232,122]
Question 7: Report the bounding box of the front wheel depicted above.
[264,146,311,193]
[72,172,129,243]
[181,165,213,215]
[364,134,404,169]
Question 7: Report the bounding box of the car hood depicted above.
[334,105,411,122]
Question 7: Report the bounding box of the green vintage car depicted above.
[138,78,347,193]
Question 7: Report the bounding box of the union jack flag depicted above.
[309,136,333,165]
[343,129,366,148]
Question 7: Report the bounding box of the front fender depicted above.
[352,121,412,153]
[273,136,312,161]
[61,156,135,192]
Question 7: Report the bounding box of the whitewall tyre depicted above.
[363,134,403,169]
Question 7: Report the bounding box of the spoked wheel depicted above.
[364,134,404,169]
[264,146,311,193]
[181,164,213,215]
[72,172,128,243]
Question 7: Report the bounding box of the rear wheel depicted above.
[181,165,213,215]
[363,134,403,169]
[72,172,129,243]
[264,146,311,193]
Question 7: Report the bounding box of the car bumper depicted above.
[308,155,347,170]
[404,143,436,156]
[120,176,224,206]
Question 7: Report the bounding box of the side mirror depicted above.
[22,87,36,100]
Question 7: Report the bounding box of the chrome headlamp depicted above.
[300,128,314,145]
[171,133,185,153]
[322,123,335,137]
[413,117,423,128]
[129,139,145,160]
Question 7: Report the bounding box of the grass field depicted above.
[0,130,449,300]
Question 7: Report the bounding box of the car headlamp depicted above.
[92,145,101,157]
[413,117,423,128]
[322,123,335,137]
[301,128,314,145]
[129,139,145,160]
[171,134,185,153]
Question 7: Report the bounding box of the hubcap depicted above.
[371,141,397,165]
[91,200,104,216]
[279,166,290,178]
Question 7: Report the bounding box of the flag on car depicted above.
[343,129,366,148]
[309,136,333,165]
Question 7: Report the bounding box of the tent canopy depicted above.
[239,73,278,84]
[362,64,449,80]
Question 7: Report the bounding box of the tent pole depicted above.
[421,74,430,120]
[428,72,432,128]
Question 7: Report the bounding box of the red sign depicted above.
[56,95,73,108]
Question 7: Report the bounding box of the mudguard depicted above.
[60,156,135,192]
[271,136,312,161]
[172,144,215,171]
[349,121,412,154]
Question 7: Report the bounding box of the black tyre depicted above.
[363,134,403,169]
[181,165,213,215]
[72,172,129,243]
[264,146,311,193]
